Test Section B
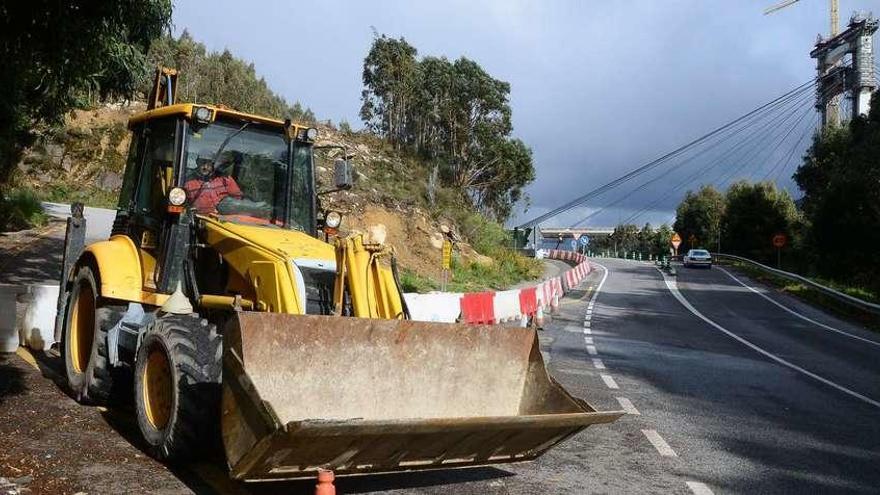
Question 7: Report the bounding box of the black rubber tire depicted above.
[134,314,222,461]
[61,265,120,404]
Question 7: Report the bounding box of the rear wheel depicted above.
[61,265,120,404]
[134,314,222,461]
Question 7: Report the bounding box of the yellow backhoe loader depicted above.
[53,68,622,481]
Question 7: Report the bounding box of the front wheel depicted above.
[134,314,222,461]
[61,265,121,404]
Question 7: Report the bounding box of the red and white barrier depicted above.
[405,249,592,326]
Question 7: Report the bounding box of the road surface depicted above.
[3,255,879,493]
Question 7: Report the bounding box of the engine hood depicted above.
[200,217,335,263]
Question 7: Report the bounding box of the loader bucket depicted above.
[221,313,623,481]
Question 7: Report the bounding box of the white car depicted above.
[683,249,712,268]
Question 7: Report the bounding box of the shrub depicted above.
[0,187,48,231]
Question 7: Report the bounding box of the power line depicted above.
[574,86,817,227]
[517,78,817,228]
[619,95,817,225]
[615,78,846,226]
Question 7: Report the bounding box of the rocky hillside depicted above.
[13,103,518,285]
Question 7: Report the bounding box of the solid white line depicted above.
[592,358,605,369]
[642,429,677,457]
[600,374,619,389]
[586,345,598,356]
[686,481,715,495]
[661,272,880,409]
[718,267,880,348]
[616,397,640,415]
[589,262,609,307]
[584,336,594,345]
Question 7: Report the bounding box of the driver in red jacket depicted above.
[184,158,243,214]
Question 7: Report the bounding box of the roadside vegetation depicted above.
[0,188,48,232]
[0,8,539,291]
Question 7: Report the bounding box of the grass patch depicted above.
[0,187,49,231]
[447,250,543,293]
[399,269,438,293]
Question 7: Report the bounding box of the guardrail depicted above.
[712,252,880,316]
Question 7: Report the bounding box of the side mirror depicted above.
[334,159,353,190]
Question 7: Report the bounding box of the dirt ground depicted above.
[0,349,517,495]
[0,348,230,494]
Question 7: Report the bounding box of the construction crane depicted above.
[764,0,840,37]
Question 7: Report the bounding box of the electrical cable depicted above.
[574,86,818,227]
[517,78,818,228]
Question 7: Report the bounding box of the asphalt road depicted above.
[574,258,880,494]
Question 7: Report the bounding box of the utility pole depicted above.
[765,1,877,129]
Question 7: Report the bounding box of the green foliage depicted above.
[722,180,801,263]
[146,32,315,122]
[673,185,725,252]
[448,250,543,293]
[795,91,880,289]
[359,34,534,221]
[0,0,172,185]
[399,268,438,293]
[37,184,118,209]
[0,187,48,231]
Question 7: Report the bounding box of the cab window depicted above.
[134,119,177,217]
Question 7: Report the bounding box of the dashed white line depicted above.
[584,336,594,345]
[642,429,677,457]
[718,267,880,348]
[661,271,880,410]
[686,481,715,495]
[600,374,619,389]
[586,345,598,356]
[583,327,592,334]
[583,320,591,328]
[592,358,605,369]
[616,397,640,415]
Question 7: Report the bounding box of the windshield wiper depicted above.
[211,122,250,170]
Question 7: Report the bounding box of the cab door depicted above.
[128,117,181,292]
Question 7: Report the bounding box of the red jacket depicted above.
[184,176,243,214]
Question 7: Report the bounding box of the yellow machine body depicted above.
[68,69,621,481]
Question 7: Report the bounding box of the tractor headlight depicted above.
[325,211,342,228]
[168,187,187,206]
[192,106,213,124]
[306,127,318,141]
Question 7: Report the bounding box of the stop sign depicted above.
[772,233,787,248]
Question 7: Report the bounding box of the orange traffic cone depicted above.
[315,469,336,495]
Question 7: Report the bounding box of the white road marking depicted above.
[592,358,606,369]
[616,397,640,415]
[584,336,594,344]
[583,320,591,328]
[600,374,619,389]
[587,345,598,356]
[661,271,880,409]
[583,327,592,335]
[642,429,677,457]
[718,267,880,348]
[686,481,715,495]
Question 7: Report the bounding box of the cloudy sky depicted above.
[173,0,878,228]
